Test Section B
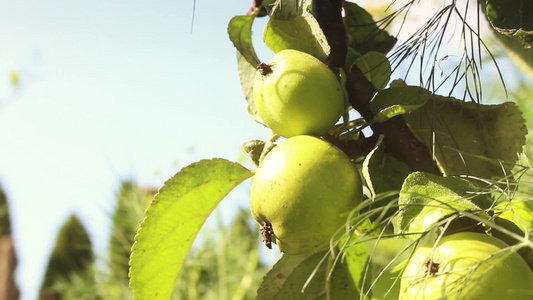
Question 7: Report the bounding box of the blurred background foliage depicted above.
[1,1,533,299]
[0,185,19,300]
[30,180,268,300]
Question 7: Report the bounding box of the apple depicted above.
[253,49,345,138]
[250,135,362,254]
[400,232,533,299]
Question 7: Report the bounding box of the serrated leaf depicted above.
[264,13,330,60]
[362,136,411,199]
[269,0,299,19]
[370,86,431,123]
[343,2,397,55]
[343,240,371,297]
[257,251,358,300]
[354,51,391,89]
[228,13,261,66]
[403,96,528,178]
[397,172,491,238]
[129,159,253,300]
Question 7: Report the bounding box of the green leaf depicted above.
[370,86,431,123]
[242,139,266,166]
[343,2,397,55]
[397,172,491,238]
[362,136,411,199]
[354,51,391,89]
[228,13,261,66]
[268,0,300,19]
[343,240,371,297]
[171,208,269,299]
[264,13,330,60]
[129,159,253,300]
[257,251,358,300]
[364,237,411,300]
[403,96,528,178]
[237,52,264,125]
[228,13,266,124]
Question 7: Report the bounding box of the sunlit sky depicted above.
[0,0,526,299]
[0,1,273,298]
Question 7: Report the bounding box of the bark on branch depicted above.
[313,0,441,174]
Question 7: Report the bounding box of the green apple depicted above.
[400,232,533,299]
[250,135,362,254]
[253,49,345,138]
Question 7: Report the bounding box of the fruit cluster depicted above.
[250,49,363,255]
[247,49,533,299]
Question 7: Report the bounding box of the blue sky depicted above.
[0,0,528,299]
[0,1,273,298]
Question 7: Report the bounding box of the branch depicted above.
[313,0,441,175]
[312,0,347,69]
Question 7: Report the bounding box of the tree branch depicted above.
[312,0,347,69]
[313,0,441,175]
